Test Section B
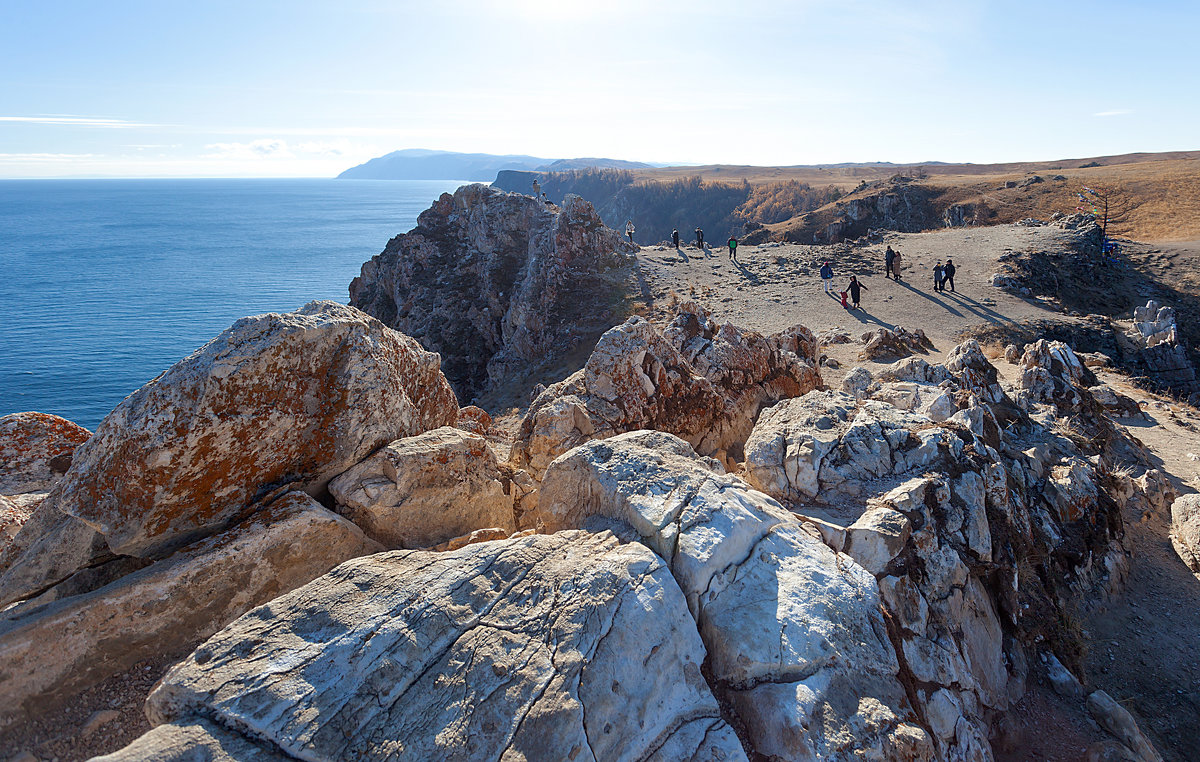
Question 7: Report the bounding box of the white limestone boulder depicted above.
[141,530,747,762]
[535,430,930,761]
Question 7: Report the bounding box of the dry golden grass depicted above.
[631,151,1200,242]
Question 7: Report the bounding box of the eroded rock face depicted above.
[139,530,747,762]
[349,184,636,402]
[534,430,930,761]
[511,306,821,476]
[53,301,456,561]
[0,492,380,725]
[328,426,515,549]
[0,412,91,495]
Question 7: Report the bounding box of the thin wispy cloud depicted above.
[1093,109,1133,117]
[202,139,348,160]
[0,116,163,128]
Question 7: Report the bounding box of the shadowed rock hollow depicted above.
[349,184,637,403]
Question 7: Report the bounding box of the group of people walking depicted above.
[820,248,959,311]
[667,226,740,263]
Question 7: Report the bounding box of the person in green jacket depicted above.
[728,236,739,263]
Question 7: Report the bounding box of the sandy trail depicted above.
[637,225,1081,352]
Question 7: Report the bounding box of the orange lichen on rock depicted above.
[0,412,92,495]
[47,301,458,559]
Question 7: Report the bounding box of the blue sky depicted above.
[1,0,1195,177]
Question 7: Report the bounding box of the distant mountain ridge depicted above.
[336,149,654,180]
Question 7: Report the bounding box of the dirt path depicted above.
[636,225,1082,351]
[1078,374,1200,762]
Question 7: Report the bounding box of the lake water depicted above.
[0,178,467,429]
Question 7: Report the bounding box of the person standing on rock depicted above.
[728,236,739,263]
[885,246,896,279]
[695,227,705,249]
[820,260,834,294]
[943,258,956,292]
[933,261,944,292]
[625,220,635,244]
[847,275,867,309]
[532,178,541,200]
[672,229,680,249]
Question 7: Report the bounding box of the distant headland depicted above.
[336,148,660,181]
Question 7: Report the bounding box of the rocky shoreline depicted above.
[0,187,1189,761]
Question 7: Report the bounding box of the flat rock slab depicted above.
[0,492,380,725]
[141,531,747,762]
[90,718,292,762]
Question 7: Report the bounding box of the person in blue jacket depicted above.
[820,261,834,294]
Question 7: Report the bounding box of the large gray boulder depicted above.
[137,530,747,762]
[535,430,930,761]
[0,492,380,725]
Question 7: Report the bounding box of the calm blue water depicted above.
[0,178,467,429]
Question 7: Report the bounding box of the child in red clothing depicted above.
[840,290,849,309]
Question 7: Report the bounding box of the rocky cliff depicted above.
[349,184,637,403]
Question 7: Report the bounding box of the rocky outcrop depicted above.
[349,184,636,402]
[0,302,456,606]
[0,492,380,725]
[742,338,1142,760]
[0,412,91,496]
[1170,493,1200,574]
[328,426,516,549]
[534,430,931,761]
[859,326,933,361]
[511,305,821,476]
[132,530,747,762]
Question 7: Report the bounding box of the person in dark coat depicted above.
[885,246,896,279]
[672,228,680,248]
[695,227,705,249]
[820,261,834,294]
[943,258,956,292]
[847,275,867,308]
[933,261,944,292]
